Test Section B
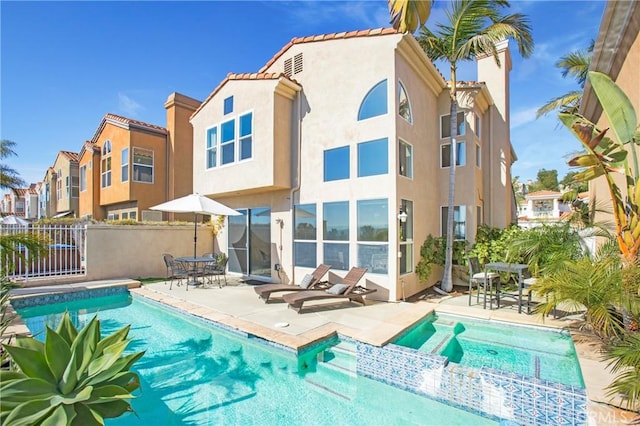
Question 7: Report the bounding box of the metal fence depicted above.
[1,223,87,280]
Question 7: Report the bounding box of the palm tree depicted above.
[388,0,433,33]
[536,41,593,118]
[0,139,26,190]
[417,0,534,292]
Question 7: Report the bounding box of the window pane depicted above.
[222,143,234,165]
[399,140,412,178]
[294,242,316,267]
[221,119,235,142]
[239,113,252,137]
[240,136,252,160]
[223,96,233,115]
[441,142,465,167]
[400,199,413,241]
[357,199,388,242]
[133,150,153,165]
[358,138,388,177]
[324,243,349,270]
[207,127,217,149]
[207,147,217,169]
[358,244,388,274]
[398,82,412,123]
[323,201,349,241]
[441,206,466,240]
[399,243,413,274]
[456,141,466,166]
[358,79,388,121]
[121,148,129,182]
[324,146,349,181]
[440,111,465,138]
[441,144,451,168]
[476,144,481,168]
[294,204,316,240]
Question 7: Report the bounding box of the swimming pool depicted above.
[15,292,497,425]
[392,313,584,388]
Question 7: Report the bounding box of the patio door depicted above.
[228,207,271,278]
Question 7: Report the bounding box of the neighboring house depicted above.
[581,1,639,248]
[40,167,56,218]
[50,150,80,218]
[190,28,517,301]
[7,186,37,218]
[517,190,572,228]
[0,193,11,213]
[79,92,199,220]
[23,183,39,219]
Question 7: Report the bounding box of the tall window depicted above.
[65,176,70,198]
[441,141,466,168]
[323,201,349,270]
[474,113,481,137]
[101,140,112,188]
[398,81,413,123]
[476,143,481,168]
[357,199,388,274]
[324,146,349,181]
[399,139,413,178]
[294,204,317,267]
[399,199,413,275]
[440,112,465,138]
[71,176,79,198]
[79,165,87,192]
[441,205,466,240]
[239,112,253,161]
[133,148,153,183]
[358,138,388,177]
[358,79,388,121]
[56,168,62,200]
[206,127,218,169]
[121,147,129,182]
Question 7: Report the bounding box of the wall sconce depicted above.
[397,209,408,223]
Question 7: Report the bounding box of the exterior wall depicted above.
[78,148,102,220]
[165,93,201,203]
[477,40,515,229]
[51,154,79,216]
[191,78,295,196]
[43,168,56,218]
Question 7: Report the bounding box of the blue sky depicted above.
[1,0,606,188]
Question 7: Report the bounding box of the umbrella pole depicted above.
[193,213,198,259]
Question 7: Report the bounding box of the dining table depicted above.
[175,256,214,287]
[484,262,531,313]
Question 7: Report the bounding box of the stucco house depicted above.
[189,28,518,302]
[517,190,573,228]
[78,92,200,221]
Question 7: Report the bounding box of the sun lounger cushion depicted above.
[326,283,348,295]
[299,274,314,289]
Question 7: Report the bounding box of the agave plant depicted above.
[0,312,144,425]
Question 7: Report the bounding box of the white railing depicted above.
[1,223,87,280]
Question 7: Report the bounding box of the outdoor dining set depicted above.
[162,252,228,290]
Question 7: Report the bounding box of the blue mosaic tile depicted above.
[11,286,129,308]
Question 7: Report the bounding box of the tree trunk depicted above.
[441,98,458,293]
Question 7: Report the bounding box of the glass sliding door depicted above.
[228,209,248,274]
[249,208,271,277]
[227,207,271,278]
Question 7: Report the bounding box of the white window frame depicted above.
[79,165,87,192]
[121,147,129,182]
[441,205,467,241]
[399,139,413,179]
[132,147,154,183]
[440,141,466,168]
[440,111,466,139]
[205,110,254,169]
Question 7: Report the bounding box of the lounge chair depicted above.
[283,267,375,313]
[254,264,332,302]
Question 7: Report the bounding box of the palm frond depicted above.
[536,91,582,118]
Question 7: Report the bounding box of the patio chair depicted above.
[163,253,189,290]
[203,253,228,287]
[468,256,500,309]
[254,264,332,303]
[283,267,375,313]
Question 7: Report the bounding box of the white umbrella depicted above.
[1,215,29,226]
[150,193,241,258]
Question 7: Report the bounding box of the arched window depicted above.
[102,140,112,156]
[101,140,112,188]
[398,81,413,124]
[358,80,388,121]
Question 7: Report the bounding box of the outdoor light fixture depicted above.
[397,209,408,223]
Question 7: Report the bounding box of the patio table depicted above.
[484,262,531,313]
[175,256,214,287]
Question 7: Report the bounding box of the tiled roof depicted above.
[191,72,300,120]
[526,190,561,198]
[258,27,399,73]
[90,113,166,144]
[59,150,79,163]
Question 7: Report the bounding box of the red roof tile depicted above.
[59,150,79,163]
[90,113,166,144]
[526,190,561,198]
[190,72,300,120]
[259,28,399,73]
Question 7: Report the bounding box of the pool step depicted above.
[305,341,358,400]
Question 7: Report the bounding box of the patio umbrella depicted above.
[1,215,29,226]
[150,193,241,259]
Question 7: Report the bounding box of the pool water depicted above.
[16,294,497,425]
[393,313,584,388]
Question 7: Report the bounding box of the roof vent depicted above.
[284,58,292,76]
[293,53,303,74]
